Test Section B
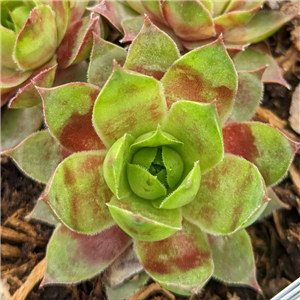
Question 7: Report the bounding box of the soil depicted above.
[1,2,300,300]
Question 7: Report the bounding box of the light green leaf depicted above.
[3,130,68,183]
[107,194,182,242]
[134,220,213,296]
[209,229,260,291]
[223,122,299,186]
[161,37,237,123]
[93,66,167,147]
[1,105,43,152]
[43,224,131,285]
[124,16,180,80]
[163,101,223,175]
[43,151,114,234]
[182,154,268,235]
[14,5,57,71]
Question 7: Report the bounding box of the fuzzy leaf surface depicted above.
[1,66,32,93]
[124,16,180,80]
[43,224,131,285]
[103,133,134,199]
[208,229,259,290]
[9,64,57,109]
[161,38,237,123]
[134,220,213,296]
[182,154,268,235]
[93,66,167,147]
[152,161,201,209]
[233,43,290,88]
[1,26,17,68]
[163,101,223,174]
[56,13,99,69]
[223,122,299,186]
[88,34,127,88]
[26,200,59,227]
[38,83,104,153]
[224,11,295,44]
[162,0,216,41]
[89,0,138,32]
[142,1,165,24]
[44,151,114,234]
[14,5,57,71]
[106,272,149,300]
[1,106,43,152]
[228,67,265,123]
[214,6,260,35]
[107,194,181,242]
[104,245,143,287]
[120,16,144,43]
[3,130,68,184]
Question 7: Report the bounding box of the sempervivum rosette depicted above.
[4,18,299,297]
[1,0,100,152]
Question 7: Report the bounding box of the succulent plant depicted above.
[89,0,294,88]
[1,0,99,152]
[3,17,299,298]
[90,0,294,49]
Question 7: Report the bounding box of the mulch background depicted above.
[1,2,300,300]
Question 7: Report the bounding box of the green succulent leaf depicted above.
[1,105,43,152]
[1,66,32,94]
[120,16,144,43]
[134,220,213,296]
[208,229,260,291]
[106,272,149,300]
[14,5,57,71]
[259,188,290,219]
[10,6,31,33]
[93,66,167,147]
[1,26,17,68]
[56,13,99,69]
[224,11,295,44]
[214,6,260,35]
[69,0,89,26]
[132,147,158,169]
[104,245,143,287]
[46,0,70,46]
[9,63,57,109]
[182,154,268,235]
[43,151,114,234]
[2,130,68,184]
[53,61,88,86]
[161,37,237,123]
[163,101,223,175]
[223,122,299,187]
[127,164,167,200]
[104,133,135,199]
[89,0,138,33]
[228,66,266,123]
[141,1,165,24]
[37,83,105,153]
[26,200,59,227]
[162,146,184,189]
[130,126,183,151]
[107,194,182,242]
[124,16,180,80]
[212,1,230,17]
[152,161,201,210]
[223,1,264,13]
[43,224,131,285]
[126,1,146,15]
[233,43,290,88]
[161,0,216,41]
[88,34,127,88]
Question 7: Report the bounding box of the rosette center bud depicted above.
[128,146,184,200]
